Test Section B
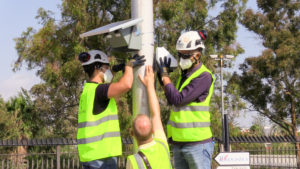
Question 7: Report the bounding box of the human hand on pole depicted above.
[139,66,155,88]
[126,54,146,68]
[158,56,170,77]
[139,66,164,132]
[156,56,170,86]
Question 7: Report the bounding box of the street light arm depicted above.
[225,55,234,59]
[210,54,218,59]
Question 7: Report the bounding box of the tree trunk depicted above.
[294,135,300,169]
[17,145,27,169]
[17,135,28,169]
[296,142,300,169]
[291,99,300,169]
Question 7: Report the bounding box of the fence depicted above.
[0,138,133,169]
[230,136,300,169]
[0,136,299,169]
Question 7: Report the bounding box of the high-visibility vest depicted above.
[167,64,215,142]
[127,138,172,169]
[77,83,122,162]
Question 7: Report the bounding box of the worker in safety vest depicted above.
[157,30,215,169]
[77,50,145,169]
[126,66,172,169]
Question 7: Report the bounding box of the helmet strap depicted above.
[192,55,200,64]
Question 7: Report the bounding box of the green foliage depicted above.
[0,89,45,140]
[249,124,264,136]
[231,0,300,136]
[155,0,246,62]
[248,116,266,136]
[12,0,247,139]
[209,101,223,137]
[0,97,14,139]
[13,0,131,138]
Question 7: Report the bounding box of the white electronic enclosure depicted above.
[156,47,178,68]
[80,18,143,52]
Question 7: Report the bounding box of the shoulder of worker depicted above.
[153,129,168,147]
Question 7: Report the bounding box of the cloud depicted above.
[0,71,40,101]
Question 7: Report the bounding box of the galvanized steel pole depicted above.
[131,0,154,151]
[211,54,233,152]
[220,55,230,152]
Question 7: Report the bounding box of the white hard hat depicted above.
[78,50,109,66]
[176,30,207,51]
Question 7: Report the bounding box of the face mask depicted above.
[179,58,193,70]
[103,69,113,83]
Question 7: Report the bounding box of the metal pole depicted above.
[56,145,60,169]
[131,0,154,152]
[220,58,226,151]
[224,113,230,151]
[220,57,230,152]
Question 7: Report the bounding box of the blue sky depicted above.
[0,0,266,128]
[0,0,61,100]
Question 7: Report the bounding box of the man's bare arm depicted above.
[107,66,133,98]
[138,66,164,132]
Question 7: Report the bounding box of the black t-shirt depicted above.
[91,82,110,115]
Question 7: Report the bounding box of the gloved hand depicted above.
[112,63,125,73]
[126,54,146,68]
[156,56,171,86]
[158,56,171,78]
[163,56,174,72]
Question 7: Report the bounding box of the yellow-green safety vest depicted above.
[77,83,122,162]
[167,64,215,142]
[127,138,172,169]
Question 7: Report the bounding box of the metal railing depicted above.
[230,136,300,169]
[0,136,299,169]
[0,138,133,169]
[0,146,131,169]
[0,152,79,169]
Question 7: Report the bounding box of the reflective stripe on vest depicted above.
[168,120,210,128]
[172,105,210,112]
[77,131,120,144]
[77,83,121,162]
[78,114,118,128]
[134,154,146,169]
[167,64,214,142]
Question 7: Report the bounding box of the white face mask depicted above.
[103,69,113,83]
[179,58,193,70]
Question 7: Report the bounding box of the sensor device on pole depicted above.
[156,47,178,68]
[80,18,143,52]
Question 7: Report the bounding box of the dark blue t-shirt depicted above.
[89,82,110,115]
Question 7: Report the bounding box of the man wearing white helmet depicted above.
[77,50,145,169]
[158,30,215,169]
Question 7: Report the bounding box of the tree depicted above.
[249,116,266,136]
[0,89,44,140]
[232,0,300,166]
[0,97,13,140]
[0,90,49,167]
[13,0,247,140]
[270,123,290,136]
[14,0,131,137]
